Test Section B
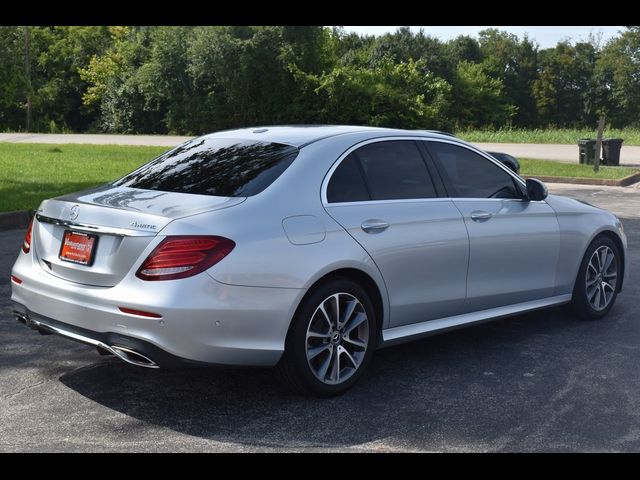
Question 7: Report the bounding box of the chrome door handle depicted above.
[361,220,389,233]
[470,211,493,221]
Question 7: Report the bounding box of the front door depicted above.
[425,140,561,312]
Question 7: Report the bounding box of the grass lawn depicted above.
[1,143,638,213]
[457,127,640,146]
[520,158,638,180]
[0,143,166,212]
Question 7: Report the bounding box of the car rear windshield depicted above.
[113,138,299,197]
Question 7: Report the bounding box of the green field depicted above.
[457,128,640,146]
[0,143,637,213]
[0,143,166,212]
[519,158,638,180]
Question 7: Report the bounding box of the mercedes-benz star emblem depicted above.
[69,204,79,221]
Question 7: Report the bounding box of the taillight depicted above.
[22,219,33,254]
[136,236,235,281]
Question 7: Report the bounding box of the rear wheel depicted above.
[276,277,377,397]
[570,236,621,320]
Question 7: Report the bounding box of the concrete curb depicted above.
[0,210,33,231]
[530,171,640,187]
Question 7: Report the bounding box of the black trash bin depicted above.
[577,138,596,164]
[602,138,624,166]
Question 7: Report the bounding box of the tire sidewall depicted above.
[286,277,377,396]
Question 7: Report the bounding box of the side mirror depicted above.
[525,178,548,201]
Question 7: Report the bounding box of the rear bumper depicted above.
[13,304,195,368]
[11,251,304,367]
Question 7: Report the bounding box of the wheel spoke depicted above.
[602,281,615,293]
[307,343,331,361]
[593,286,601,308]
[603,250,614,273]
[339,298,358,329]
[341,347,358,369]
[343,336,366,348]
[315,345,333,380]
[329,346,341,383]
[318,304,334,330]
[597,248,607,272]
[344,312,367,335]
[332,294,340,328]
[586,276,598,287]
[307,330,331,340]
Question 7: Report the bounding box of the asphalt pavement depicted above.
[1,183,639,452]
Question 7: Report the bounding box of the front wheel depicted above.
[276,277,377,397]
[570,236,621,320]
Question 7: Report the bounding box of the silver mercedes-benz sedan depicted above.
[11,126,628,396]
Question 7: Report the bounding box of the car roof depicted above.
[202,125,459,148]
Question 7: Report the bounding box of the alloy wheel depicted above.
[585,245,618,311]
[305,293,369,385]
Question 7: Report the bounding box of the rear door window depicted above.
[114,138,299,197]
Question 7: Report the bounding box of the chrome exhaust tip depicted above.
[15,311,159,369]
[110,345,159,369]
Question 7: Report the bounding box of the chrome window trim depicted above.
[321,136,528,206]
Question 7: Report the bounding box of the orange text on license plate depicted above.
[59,231,97,265]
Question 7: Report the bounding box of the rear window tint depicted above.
[113,138,299,197]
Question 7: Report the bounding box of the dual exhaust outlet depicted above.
[14,312,159,369]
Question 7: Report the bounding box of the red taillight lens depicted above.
[22,219,33,254]
[136,236,235,281]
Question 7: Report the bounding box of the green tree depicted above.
[451,61,516,128]
[595,27,640,126]
[479,29,539,126]
[298,58,452,129]
[0,27,27,130]
[532,41,598,127]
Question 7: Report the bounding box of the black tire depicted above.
[275,276,377,397]
[570,235,621,320]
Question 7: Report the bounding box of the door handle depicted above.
[470,211,493,221]
[361,220,389,233]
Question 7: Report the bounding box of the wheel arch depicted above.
[594,229,626,292]
[291,267,387,347]
[577,228,626,293]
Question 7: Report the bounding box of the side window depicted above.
[326,153,370,203]
[355,140,437,201]
[427,142,521,199]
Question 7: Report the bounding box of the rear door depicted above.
[424,140,561,312]
[323,139,469,328]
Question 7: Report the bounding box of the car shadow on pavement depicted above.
[57,303,632,451]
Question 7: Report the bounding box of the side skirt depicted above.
[380,294,572,347]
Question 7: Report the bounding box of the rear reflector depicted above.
[118,307,162,319]
[22,219,33,254]
[11,275,23,284]
[136,236,235,281]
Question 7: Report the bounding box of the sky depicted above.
[341,26,624,49]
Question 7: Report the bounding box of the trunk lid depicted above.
[33,184,245,286]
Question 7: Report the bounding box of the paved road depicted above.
[0,133,193,147]
[2,133,639,166]
[1,183,639,452]
[476,143,640,166]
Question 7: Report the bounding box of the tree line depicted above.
[1,26,639,135]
